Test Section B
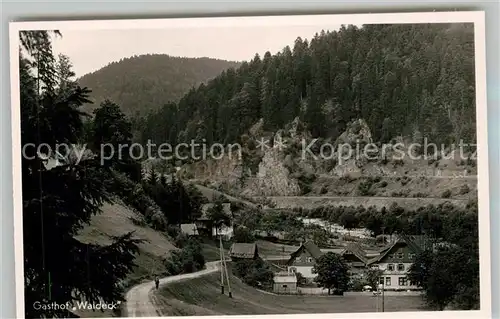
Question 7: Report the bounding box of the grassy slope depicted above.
[155,272,424,316]
[199,237,231,262]
[74,201,177,317]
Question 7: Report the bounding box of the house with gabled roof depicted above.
[339,242,370,277]
[286,241,324,282]
[229,243,259,260]
[367,234,426,291]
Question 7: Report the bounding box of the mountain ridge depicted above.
[77,53,241,117]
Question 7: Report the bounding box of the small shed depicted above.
[273,272,298,294]
[229,243,259,260]
[180,223,199,236]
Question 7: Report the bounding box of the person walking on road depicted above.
[154,276,159,290]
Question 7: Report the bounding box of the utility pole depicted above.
[222,248,232,298]
[382,279,385,312]
[219,235,225,294]
[219,235,232,298]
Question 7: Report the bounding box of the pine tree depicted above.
[20,31,142,318]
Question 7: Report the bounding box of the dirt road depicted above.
[124,260,222,317]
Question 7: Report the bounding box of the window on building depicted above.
[397,264,405,271]
[379,277,384,285]
[307,257,313,263]
[388,254,395,259]
[397,252,404,259]
[385,277,391,286]
[387,264,395,271]
[283,284,288,288]
[408,253,416,260]
[398,277,407,286]
[289,267,297,274]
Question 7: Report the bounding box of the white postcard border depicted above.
[9,11,491,319]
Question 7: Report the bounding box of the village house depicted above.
[367,234,426,291]
[273,271,298,294]
[339,243,371,279]
[229,243,259,260]
[285,236,426,291]
[286,241,324,282]
[286,241,373,282]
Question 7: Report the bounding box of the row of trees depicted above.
[137,23,476,151]
[295,200,478,241]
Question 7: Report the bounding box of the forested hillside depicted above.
[137,23,475,147]
[77,54,241,117]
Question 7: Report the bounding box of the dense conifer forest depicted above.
[134,24,475,147]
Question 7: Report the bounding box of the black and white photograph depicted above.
[9,11,491,319]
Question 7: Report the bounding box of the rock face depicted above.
[179,155,245,187]
[332,159,363,178]
[242,144,301,197]
[178,116,478,198]
[284,116,308,139]
[335,118,373,146]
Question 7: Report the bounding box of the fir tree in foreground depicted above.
[20,30,141,318]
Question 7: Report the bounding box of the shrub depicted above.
[441,189,452,198]
[358,178,375,196]
[297,173,317,195]
[164,238,205,275]
[379,181,388,188]
[174,233,190,248]
[150,210,168,231]
[349,277,365,292]
[400,176,411,186]
[393,159,404,167]
[295,272,306,286]
[320,186,328,194]
[129,215,147,227]
[340,174,355,184]
[233,258,274,289]
[467,156,476,167]
[412,192,429,198]
[166,225,180,238]
[459,184,470,195]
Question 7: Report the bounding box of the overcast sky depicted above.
[51,24,345,78]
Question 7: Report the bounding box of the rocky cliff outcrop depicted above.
[241,132,301,197]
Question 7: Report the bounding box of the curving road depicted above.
[124,260,222,317]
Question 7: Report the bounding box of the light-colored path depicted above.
[124,260,222,317]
